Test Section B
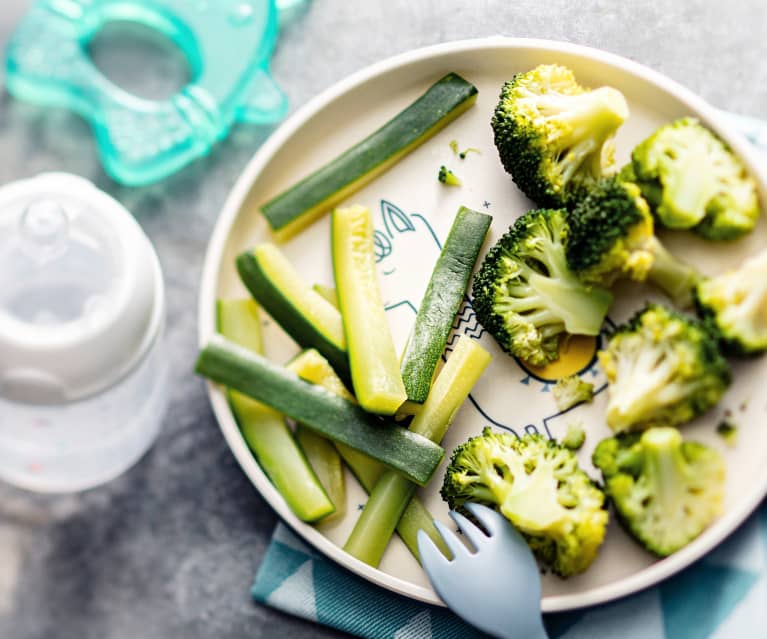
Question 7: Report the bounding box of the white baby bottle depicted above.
[0,173,167,492]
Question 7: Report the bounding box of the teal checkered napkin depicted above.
[253,112,767,639]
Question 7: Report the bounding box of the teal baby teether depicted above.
[5,0,292,186]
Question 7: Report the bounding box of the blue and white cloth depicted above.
[252,112,767,639]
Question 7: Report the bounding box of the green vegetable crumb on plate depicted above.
[716,420,738,446]
[438,165,461,186]
[449,140,480,158]
[552,374,594,412]
[562,421,586,450]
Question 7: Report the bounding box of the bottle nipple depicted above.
[18,199,70,264]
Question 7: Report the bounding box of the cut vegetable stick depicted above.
[344,336,491,566]
[237,243,350,385]
[332,205,407,415]
[196,336,444,486]
[400,206,492,402]
[282,349,347,521]
[287,348,448,560]
[296,425,346,521]
[312,283,339,308]
[262,73,479,240]
[217,300,335,522]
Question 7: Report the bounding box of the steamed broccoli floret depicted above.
[492,64,629,208]
[592,427,725,556]
[599,304,731,432]
[552,374,594,411]
[562,421,586,450]
[472,208,613,367]
[441,428,608,576]
[566,177,701,307]
[631,117,760,240]
[694,249,767,355]
[438,165,461,186]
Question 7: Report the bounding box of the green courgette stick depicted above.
[400,206,492,402]
[217,300,335,522]
[312,283,339,308]
[344,336,492,566]
[237,244,351,385]
[288,348,449,560]
[196,336,444,486]
[262,72,479,241]
[283,351,347,521]
[295,425,346,521]
[332,205,408,415]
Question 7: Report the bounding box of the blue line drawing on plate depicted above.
[374,199,608,440]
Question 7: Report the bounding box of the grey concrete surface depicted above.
[0,1,765,638]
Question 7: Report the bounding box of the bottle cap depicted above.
[0,173,163,403]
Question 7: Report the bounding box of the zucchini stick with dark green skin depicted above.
[288,348,449,561]
[400,206,492,402]
[344,336,492,566]
[262,73,479,240]
[195,336,444,486]
[217,300,335,522]
[237,243,350,384]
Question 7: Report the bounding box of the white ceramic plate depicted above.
[198,38,767,612]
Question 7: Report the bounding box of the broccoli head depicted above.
[599,304,731,432]
[632,117,760,240]
[695,249,767,355]
[441,428,608,576]
[492,64,629,208]
[552,374,594,411]
[566,177,701,306]
[472,208,613,367]
[592,427,725,556]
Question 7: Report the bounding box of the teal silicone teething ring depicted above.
[5,0,291,186]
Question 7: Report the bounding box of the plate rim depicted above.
[198,36,767,612]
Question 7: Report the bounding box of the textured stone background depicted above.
[0,1,765,638]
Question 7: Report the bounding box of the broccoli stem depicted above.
[514,233,613,336]
[499,458,569,532]
[659,153,714,228]
[551,87,629,153]
[640,427,687,508]
[344,337,491,566]
[647,238,701,308]
[607,346,678,430]
[527,271,613,335]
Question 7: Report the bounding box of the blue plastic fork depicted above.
[417,503,548,639]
